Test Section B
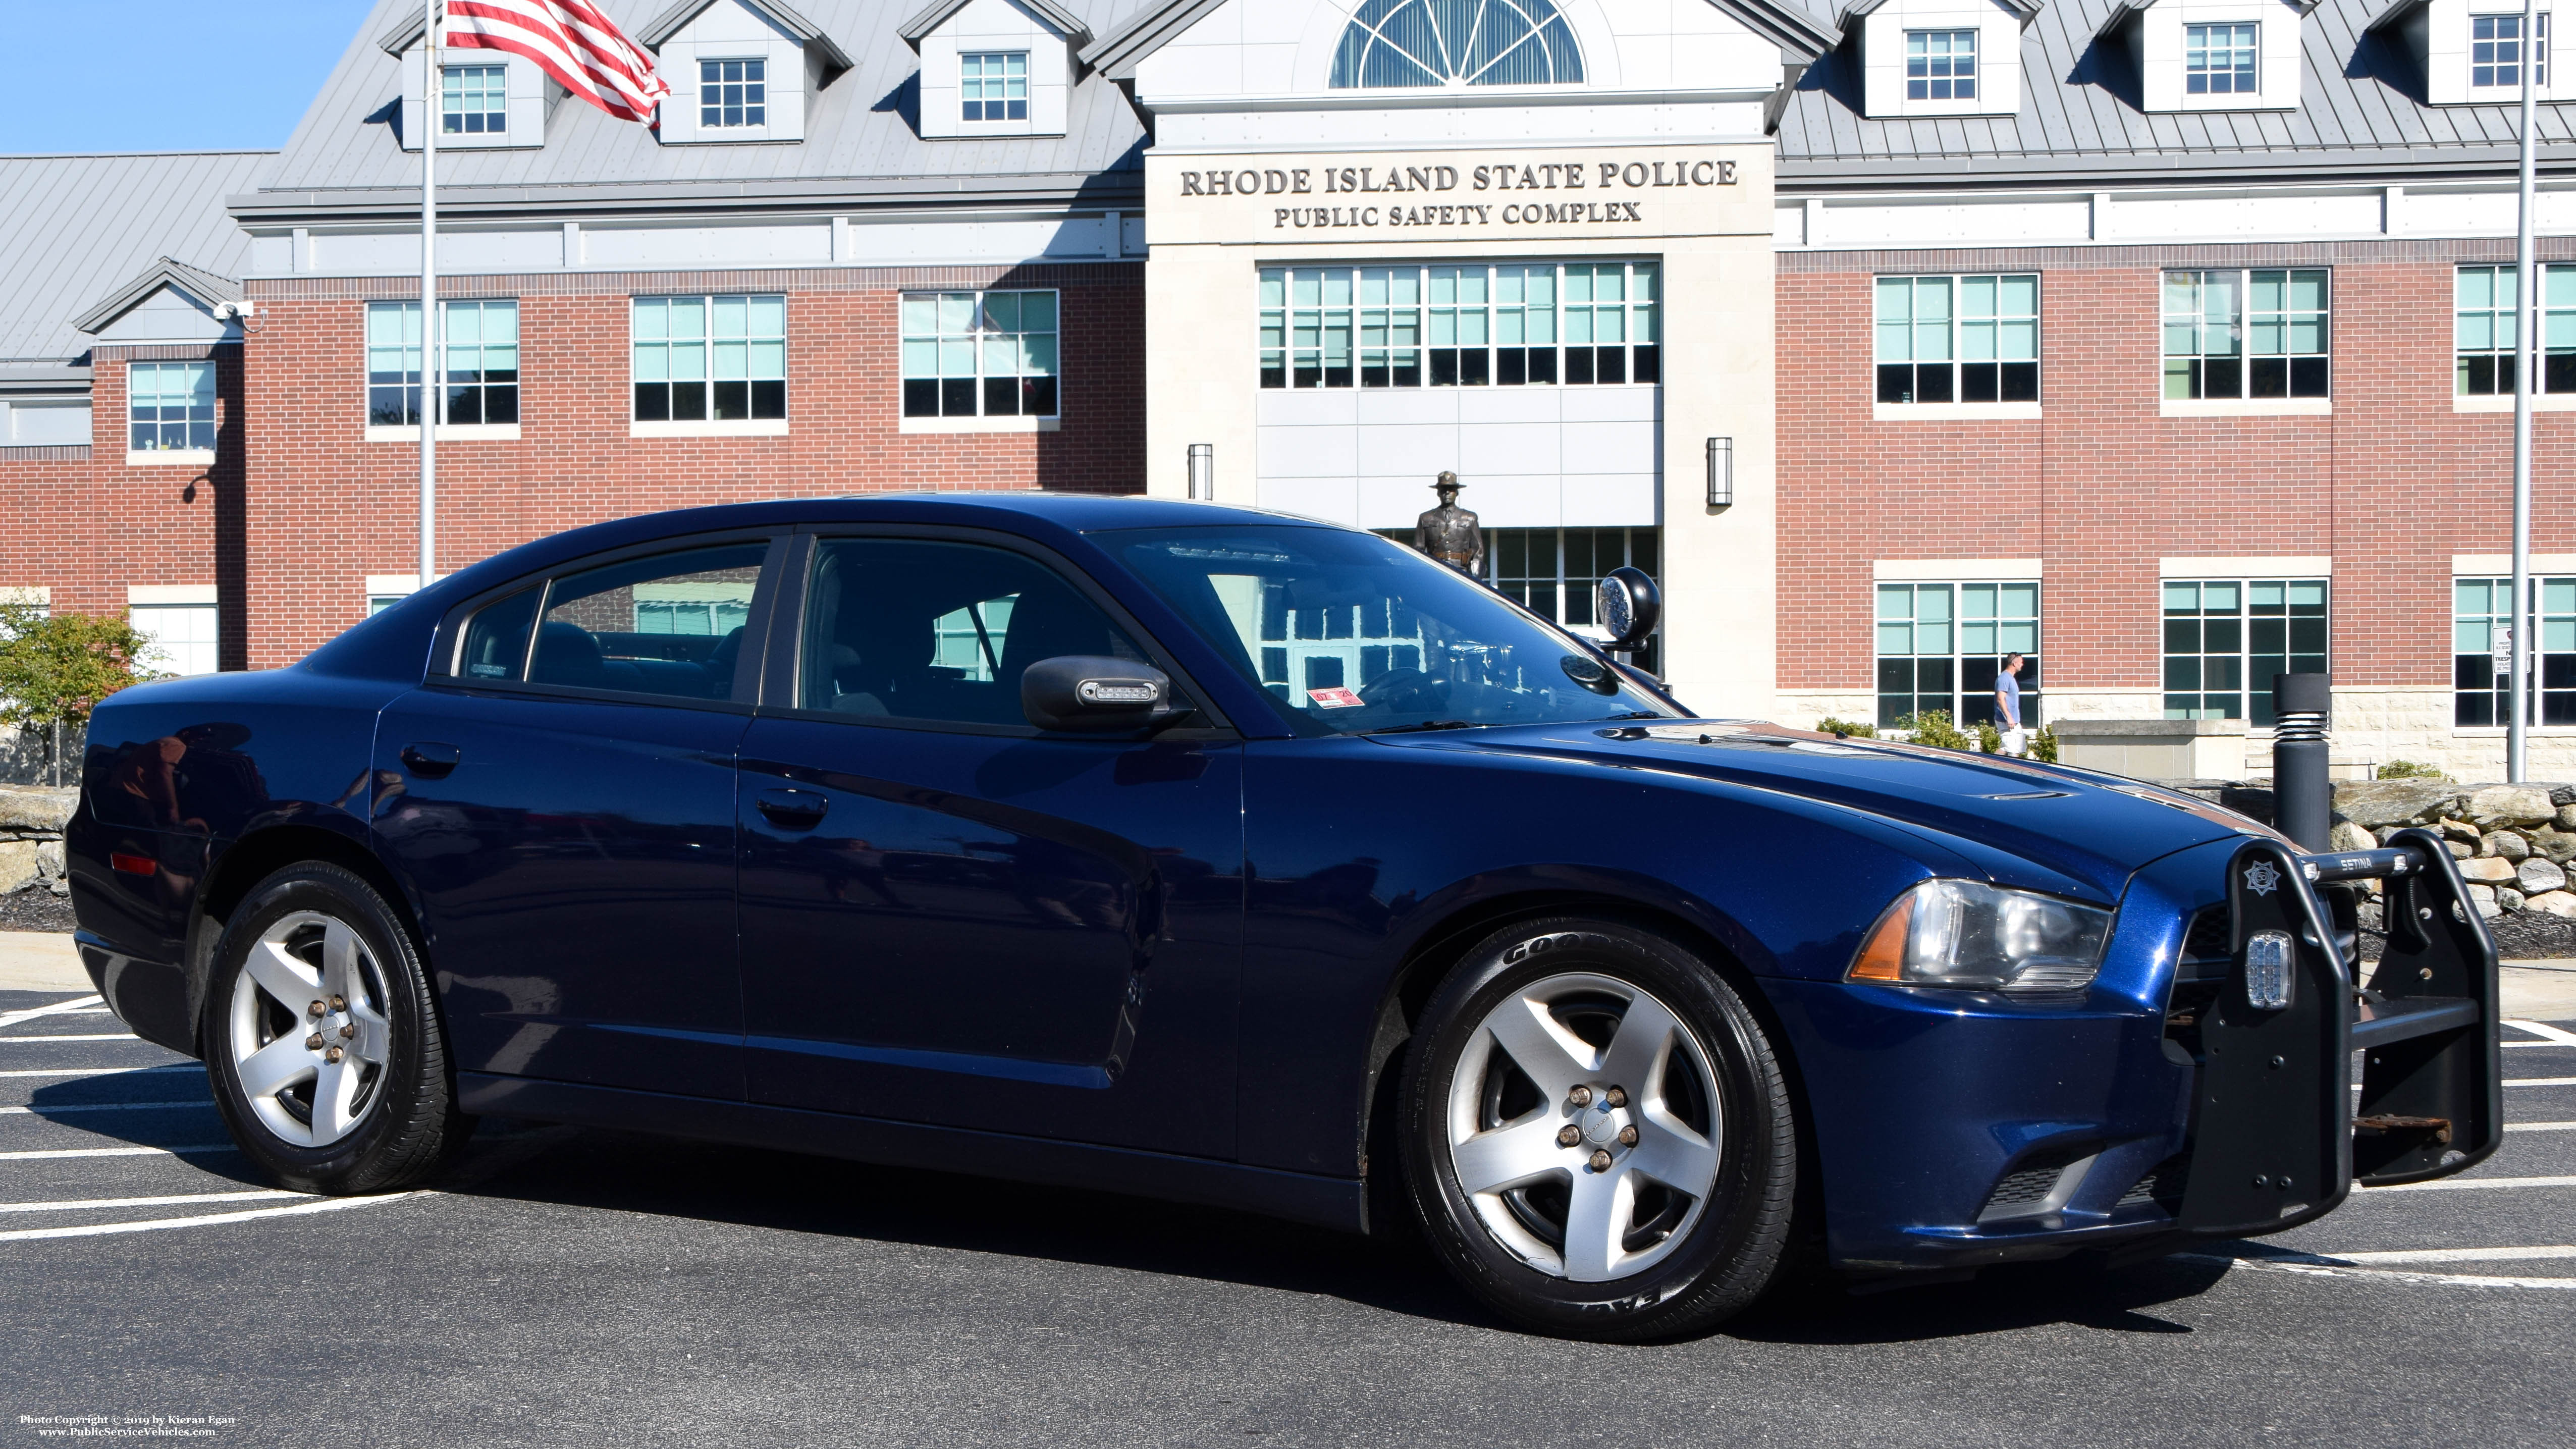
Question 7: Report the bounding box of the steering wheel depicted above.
[1359,667,1443,715]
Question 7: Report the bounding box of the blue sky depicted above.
[0,2,375,153]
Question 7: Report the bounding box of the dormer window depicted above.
[2473,12,2547,87]
[442,65,508,134]
[1906,31,1977,100]
[2185,22,2258,94]
[700,58,767,128]
[962,51,1029,121]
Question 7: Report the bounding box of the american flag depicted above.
[442,1,672,123]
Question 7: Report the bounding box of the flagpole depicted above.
[419,0,443,599]
[2510,0,2539,782]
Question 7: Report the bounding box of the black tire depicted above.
[200,862,472,1194]
[1398,918,1797,1341]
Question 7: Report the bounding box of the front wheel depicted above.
[1399,919,1797,1340]
[202,862,472,1194]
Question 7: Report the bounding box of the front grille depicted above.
[2182,905,2231,964]
[2117,1154,2189,1212]
[1978,1144,2090,1220]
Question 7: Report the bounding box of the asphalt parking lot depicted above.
[2,985,2570,1449]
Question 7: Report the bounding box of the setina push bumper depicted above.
[2173,830,2503,1233]
[1773,827,2503,1278]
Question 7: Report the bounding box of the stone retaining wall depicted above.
[2311,780,2576,920]
[0,785,77,898]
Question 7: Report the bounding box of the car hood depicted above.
[1364,719,2278,903]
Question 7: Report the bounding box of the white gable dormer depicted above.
[2374,0,2573,105]
[1845,0,2034,119]
[644,0,854,145]
[380,9,553,151]
[902,0,1088,140]
[2095,0,2306,113]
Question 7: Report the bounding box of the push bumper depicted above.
[1766,829,2504,1276]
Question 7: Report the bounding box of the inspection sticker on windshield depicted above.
[1308,687,1365,709]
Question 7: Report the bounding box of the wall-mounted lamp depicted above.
[1188,443,1214,501]
[1706,437,1733,510]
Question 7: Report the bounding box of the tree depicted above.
[0,602,163,785]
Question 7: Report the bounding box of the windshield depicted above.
[1106,524,1676,735]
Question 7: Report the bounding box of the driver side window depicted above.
[799,538,1151,728]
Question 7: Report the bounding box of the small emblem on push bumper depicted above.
[2242,860,2282,897]
[2245,930,2295,1010]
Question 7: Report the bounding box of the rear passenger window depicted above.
[526,543,767,700]
[455,587,539,681]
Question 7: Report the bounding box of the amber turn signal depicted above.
[1847,891,1913,982]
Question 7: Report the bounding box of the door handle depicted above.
[756,788,829,830]
[400,742,462,778]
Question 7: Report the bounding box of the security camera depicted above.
[211,300,255,321]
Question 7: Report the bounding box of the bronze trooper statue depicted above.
[1415,471,1485,577]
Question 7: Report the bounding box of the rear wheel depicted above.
[1400,919,1797,1340]
[202,862,471,1193]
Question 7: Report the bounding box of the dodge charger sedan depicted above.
[68,495,2503,1339]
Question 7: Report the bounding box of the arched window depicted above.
[1329,0,1585,88]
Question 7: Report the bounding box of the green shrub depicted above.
[1976,721,2003,755]
[2378,759,2448,782]
[1897,710,1974,752]
[0,602,161,785]
[2030,726,2060,763]
[1816,717,1879,739]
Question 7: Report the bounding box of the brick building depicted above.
[5,0,2576,775]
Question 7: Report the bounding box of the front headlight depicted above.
[1846,879,2111,991]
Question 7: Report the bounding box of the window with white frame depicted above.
[131,602,218,676]
[1874,275,2039,404]
[701,59,766,128]
[1906,30,1977,100]
[442,64,506,134]
[1490,527,1661,674]
[961,52,1028,122]
[1876,582,2040,728]
[2185,22,2258,95]
[129,362,213,453]
[2163,269,2329,400]
[1259,262,1658,390]
[2456,263,2576,394]
[2163,578,2326,724]
[2455,576,2576,725]
[2473,13,2548,89]
[366,300,519,427]
[901,291,1059,419]
[632,296,786,422]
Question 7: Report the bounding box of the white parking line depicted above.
[0,1034,143,1043]
[0,1190,305,1215]
[0,1064,198,1080]
[2506,1078,2576,1088]
[0,1144,234,1162]
[2507,1019,2576,1046]
[2505,1042,2568,1048]
[0,1101,210,1115]
[2366,1174,2576,1193]
[2330,1245,2576,1264]
[2183,1251,2576,1290]
[0,997,104,1030]
[0,1192,419,1244]
[2510,1121,2576,1131]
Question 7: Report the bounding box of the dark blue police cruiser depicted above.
[67,495,2504,1339]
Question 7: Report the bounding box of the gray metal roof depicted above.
[254,0,1146,223]
[0,151,270,365]
[1777,0,2576,185]
[899,0,1090,48]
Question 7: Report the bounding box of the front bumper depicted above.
[1763,829,2504,1276]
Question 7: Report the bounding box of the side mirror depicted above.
[1021,655,1176,733]
[1595,567,1660,652]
